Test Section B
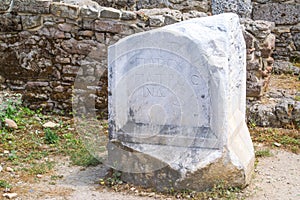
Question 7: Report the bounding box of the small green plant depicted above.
[44,128,59,144]
[70,148,101,167]
[28,161,55,175]
[0,180,11,189]
[100,170,123,187]
[255,149,273,157]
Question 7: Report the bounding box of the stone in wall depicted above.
[0,13,22,32]
[241,18,276,98]
[12,0,52,14]
[253,3,300,25]
[21,15,43,30]
[211,0,252,18]
[0,0,12,12]
[93,0,210,13]
[51,2,80,19]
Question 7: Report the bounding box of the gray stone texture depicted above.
[211,0,252,18]
[108,13,254,191]
[241,18,276,98]
[0,0,12,12]
[12,0,52,14]
[51,3,80,19]
[253,3,300,25]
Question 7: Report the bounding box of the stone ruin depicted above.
[108,13,255,191]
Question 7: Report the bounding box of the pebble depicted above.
[42,121,59,128]
[6,167,14,172]
[0,165,2,172]
[274,142,282,147]
[4,150,9,154]
[2,193,18,199]
[4,119,18,129]
[36,174,43,178]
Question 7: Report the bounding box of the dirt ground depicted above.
[6,148,298,200]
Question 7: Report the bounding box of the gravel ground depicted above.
[11,149,299,200]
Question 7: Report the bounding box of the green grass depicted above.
[250,127,300,153]
[0,180,11,189]
[255,149,273,157]
[0,96,104,184]
[44,128,59,144]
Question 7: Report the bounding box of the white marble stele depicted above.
[108,13,255,191]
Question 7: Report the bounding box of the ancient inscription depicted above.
[110,48,214,148]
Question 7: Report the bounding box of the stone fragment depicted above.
[273,61,300,75]
[100,7,121,19]
[80,4,100,19]
[241,18,275,39]
[2,193,18,199]
[36,174,43,178]
[164,15,180,25]
[21,15,42,30]
[0,165,2,172]
[42,122,59,128]
[275,101,291,125]
[6,167,13,172]
[0,75,5,84]
[274,142,282,147]
[108,13,254,191]
[4,119,18,129]
[61,38,100,55]
[0,14,22,32]
[149,15,165,27]
[253,3,300,25]
[121,10,137,20]
[292,101,300,126]
[51,3,80,19]
[12,0,51,14]
[94,20,124,33]
[58,23,73,32]
[0,0,12,12]
[182,10,208,20]
[247,103,279,127]
[211,0,252,18]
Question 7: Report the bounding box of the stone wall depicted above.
[252,0,300,62]
[0,0,211,116]
[0,0,284,117]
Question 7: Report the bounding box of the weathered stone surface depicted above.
[94,20,124,33]
[273,60,300,75]
[253,3,300,25]
[80,4,100,19]
[43,121,60,128]
[211,0,252,18]
[182,10,208,20]
[108,13,254,191]
[0,0,12,12]
[4,119,18,129]
[51,3,80,19]
[149,15,165,27]
[21,15,43,30]
[121,10,137,20]
[0,13,22,32]
[100,7,121,19]
[12,0,51,14]
[292,101,300,127]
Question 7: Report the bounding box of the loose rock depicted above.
[2,193,18,199]
[4,119,18,129]
[42,121,59,128]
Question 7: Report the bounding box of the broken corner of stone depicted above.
[107,13,255,192]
